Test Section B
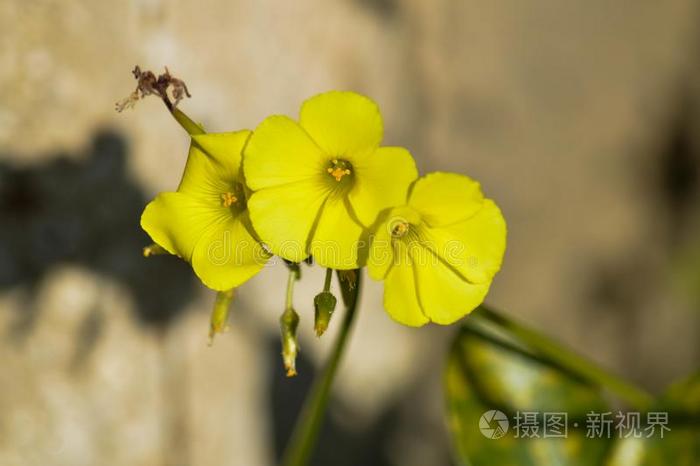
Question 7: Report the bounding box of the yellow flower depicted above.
[243,91,418,269]
[141,131,271,291]
[368,172,507,326]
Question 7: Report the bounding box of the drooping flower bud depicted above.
[314,291,337,337]
[208,289,234,346]
[279,307,300,377]
[143,243,167,257]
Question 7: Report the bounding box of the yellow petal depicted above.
[348,146,418,227]
[382,241,429,327]
[367,215,393,280]
[190,130,251,185]
[309,197,366,270]
[299,91,383,157]
[191,212,270,291]
[412,247,490,325]
[367,205,421,280]
[247,181,328,263]
[420,199,507,284]
[244,115,326,190]
[408,172,485,227]
[140,192,226,260]
[176,143,232,202]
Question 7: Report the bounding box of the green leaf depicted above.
[604,373,700,466]
[444,320,611,466]
[445,315,700,466]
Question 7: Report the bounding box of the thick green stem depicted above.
[474,305,654,411]
[281,270,362,466]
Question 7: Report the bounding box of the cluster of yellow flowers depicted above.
[141,91,506,331]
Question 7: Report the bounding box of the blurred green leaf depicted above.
[444,319,700,466]
[604,373,700,466]
[445,321,611,466]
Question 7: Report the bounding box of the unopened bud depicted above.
[280,307,300,377]
[313,291,337,337]
[143,243,167,257]
[208,289,234,346]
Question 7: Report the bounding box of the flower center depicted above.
[220,182,248,213]
[391,221,410,238]
[220,192,238,207]
[327,159,352,182]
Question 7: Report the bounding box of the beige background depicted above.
[1,1,699,465]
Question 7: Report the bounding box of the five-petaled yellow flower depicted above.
[368,172,507,326]
[243,91,418,270]
[141,131,271,291]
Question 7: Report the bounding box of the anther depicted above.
[221,192,238,207]
[391,222,410,238]
[326,159,352,182]
[328,166,351,182]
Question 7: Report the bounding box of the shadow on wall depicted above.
[0,129,437,466]
[0,129,199,342]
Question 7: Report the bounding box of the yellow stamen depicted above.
[326,159,353,182]
[327,166,351,182]
[392,222,410,238]
[221,192,238,207]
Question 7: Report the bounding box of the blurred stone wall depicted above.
[1,1,699,465]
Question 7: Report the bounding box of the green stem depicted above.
[281,270,362,466]
[163,101,204,136]
[285,269,297,311]
[474,305,654,411]
[322,268,333,292]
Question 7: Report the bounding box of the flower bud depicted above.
[208,289,234,346]
[143,243,167,257]
[313,291,337,337]
[279,307,300,377]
